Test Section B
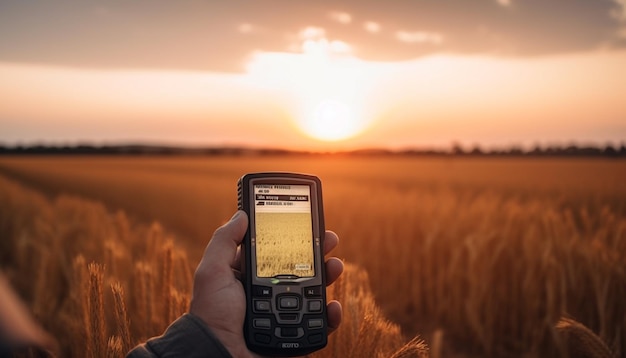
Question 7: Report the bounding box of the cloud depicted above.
[329,11,352,24]
[299,26,326,40]
[614,0,626,18]
[238,23,254,34]
[396,31,443,44]
[0,0,625,72]
[364,21,381,33]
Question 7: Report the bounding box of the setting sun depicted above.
[244,27,385,143]
[304,99,358,141]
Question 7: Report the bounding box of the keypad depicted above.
[250,287,326,349]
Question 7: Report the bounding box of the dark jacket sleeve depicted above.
[126,313,233,358]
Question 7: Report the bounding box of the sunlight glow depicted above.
[305,99,358,140]
[244,32,386,142]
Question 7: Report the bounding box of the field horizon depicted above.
[1,142,626,158]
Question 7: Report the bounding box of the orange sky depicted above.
[1,0,625,150]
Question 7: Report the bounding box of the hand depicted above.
[0,274,58,356]
[189,211,344,358]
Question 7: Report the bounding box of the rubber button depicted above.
[253,318,271,329]
[279,313,298,321]
[254,300,271,312]
[308,333,323,344]
[304,286,322,297]
[278,296,299,310]
[308,319,323,329]
[281,327,299,337]
[308,300,322,312]
[255,333,271,344]
[253,285,272,297]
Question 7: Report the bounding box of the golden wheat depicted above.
[0,174,421,357]
[88,262,106,357]
[255,212,314,277]
[1,155,624,357]
[111,282,132,354]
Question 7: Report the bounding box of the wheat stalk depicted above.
[111,281,132,354]
[88,262,106,357]
[71,255,90,357]
[389,335,429,358]
[160,241,173,330]
[107,335,123,358]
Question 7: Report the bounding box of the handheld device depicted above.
[238,172,327,356]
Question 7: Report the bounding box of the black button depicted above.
[308,300,322,312]
[279,313,298,321]
[304,286,322,297]
[253,318,271,329]
[278,296,299,310]
[308,319,323,329]
[254,300,271,312]
[255,333,271,344]
[281,327,299,338]
[308,333,323,344]
[253,285,272,297]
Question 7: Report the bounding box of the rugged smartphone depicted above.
[238,172,327,356]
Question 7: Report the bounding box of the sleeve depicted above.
[126,313,233,358]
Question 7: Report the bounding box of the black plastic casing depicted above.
[237,172,327,356]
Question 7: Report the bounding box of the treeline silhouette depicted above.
[0,143,625,157]
[0,144,294,156]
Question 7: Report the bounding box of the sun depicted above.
[244,27,383,142]
[303,99,359,141]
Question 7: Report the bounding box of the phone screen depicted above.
[253,184,314,278]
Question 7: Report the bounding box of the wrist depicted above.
[187,312,253,358]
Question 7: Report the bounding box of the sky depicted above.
[1,0,625,151]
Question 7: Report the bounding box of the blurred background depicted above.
[1,0,625,151]
[1,1,626,357]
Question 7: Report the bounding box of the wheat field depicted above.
[255,212,314,278]
[0,155,625,357]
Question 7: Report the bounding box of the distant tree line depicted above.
[0,144,298,156]
[0,143,625,157]
[447,143,626,158]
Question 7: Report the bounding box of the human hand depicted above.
[189,211,344,358]
[0,274,58,356]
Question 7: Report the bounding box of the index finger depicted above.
[324,230,339,255]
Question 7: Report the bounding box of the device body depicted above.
[238,172,327,356]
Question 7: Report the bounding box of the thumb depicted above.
[202,211,248,268]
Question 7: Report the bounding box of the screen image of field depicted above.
[255,212,314,278]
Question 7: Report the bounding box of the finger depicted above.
[202,211,248,269]
[233,246,242,270]
[324,231,338,255]
[325,257,344,286]
[232,246,242,280]
[327,300,342,334]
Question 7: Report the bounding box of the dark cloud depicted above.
[0,0,624,72]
